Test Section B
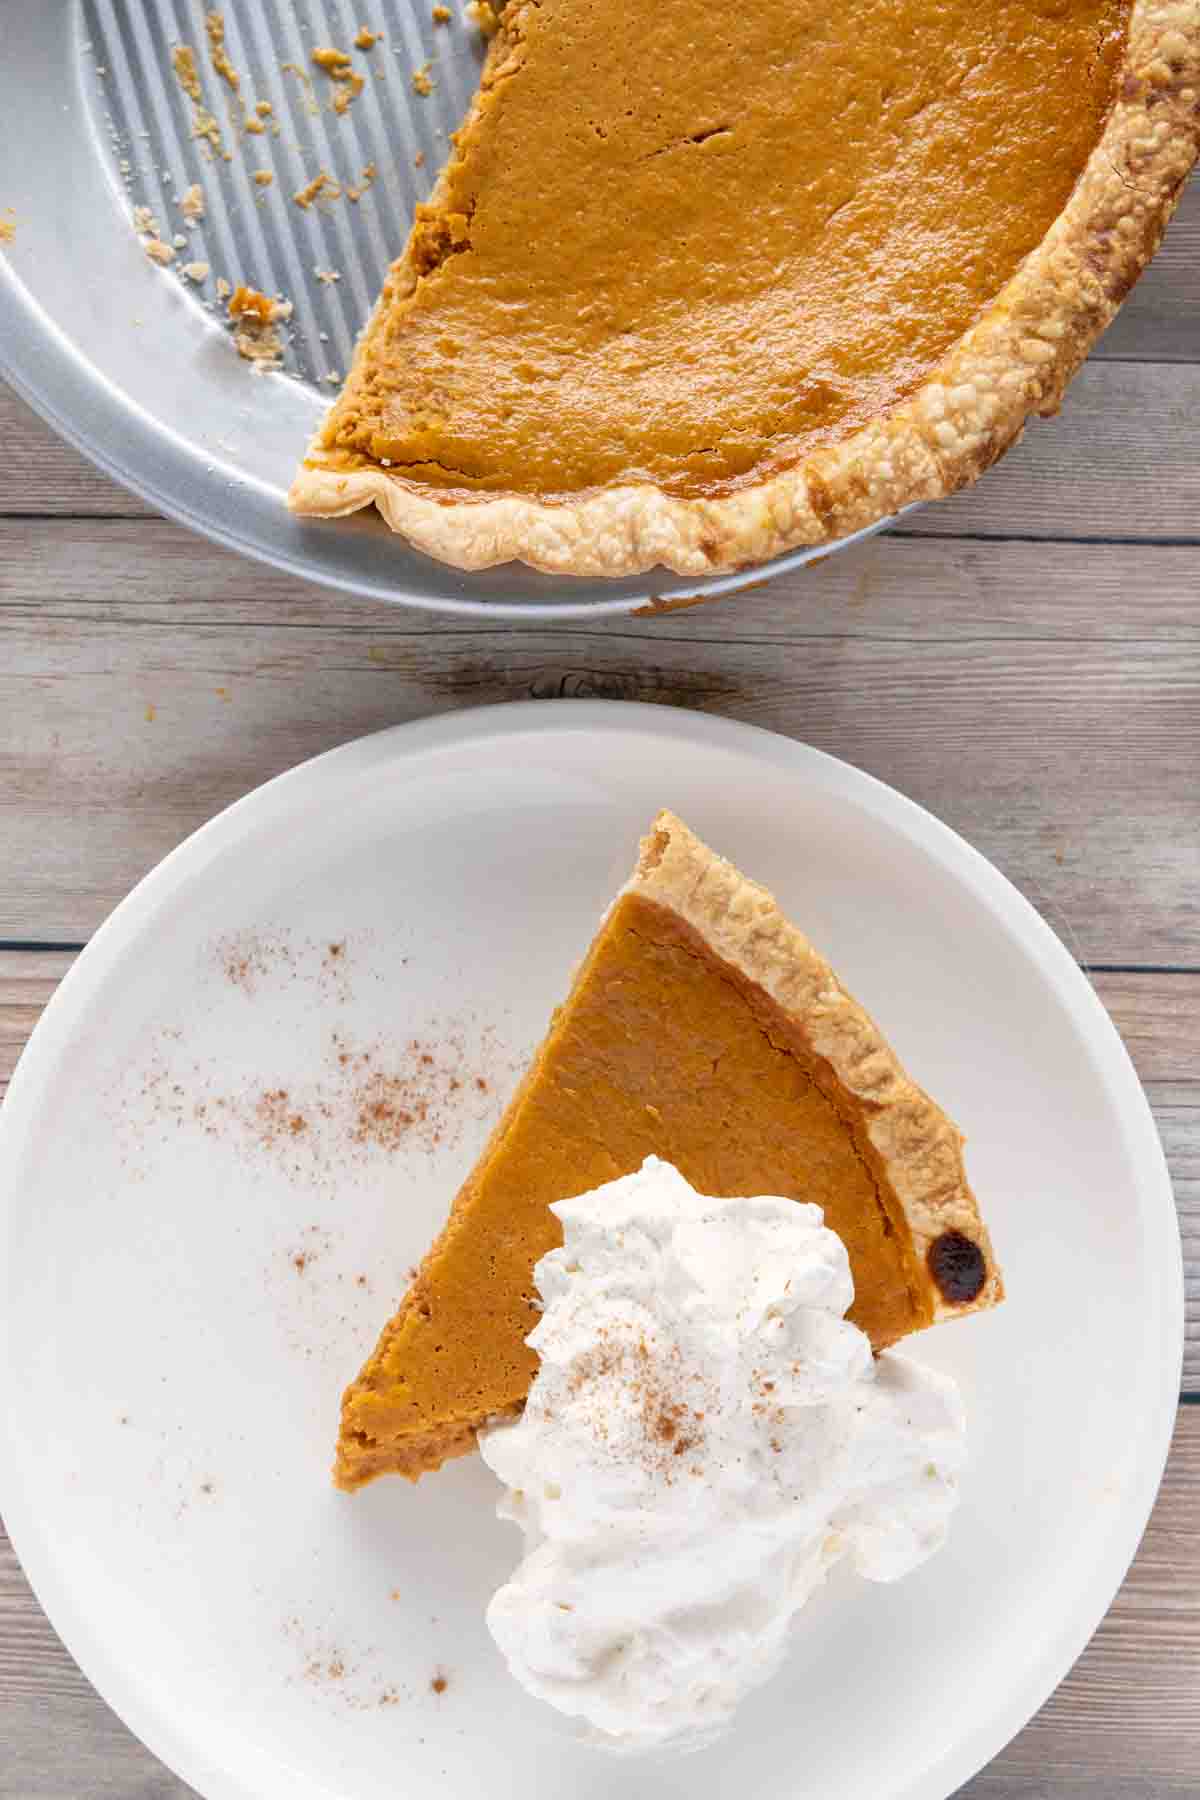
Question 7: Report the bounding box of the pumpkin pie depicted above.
[335,812,1002,1489]
[289,0,1200,577]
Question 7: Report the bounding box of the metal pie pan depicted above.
[0,3,899,620]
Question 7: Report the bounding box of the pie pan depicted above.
[0,2,901,619]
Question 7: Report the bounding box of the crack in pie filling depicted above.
[290,0,1200,576]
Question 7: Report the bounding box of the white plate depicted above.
[0,701,1181,1800]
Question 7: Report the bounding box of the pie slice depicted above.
[289,0,1200,578]
[336,812,1002,1489]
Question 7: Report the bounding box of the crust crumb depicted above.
[172,44,227,154]
[205,11,240,92]
[171,44,202,103]
[466,1,502,37]
[228,285,292,368]
[229,284,282,324]
[293,170,341,209]
[178,183,206,222]
[411,61,435,96]
[312,45,366,113]
[345,163,377,203]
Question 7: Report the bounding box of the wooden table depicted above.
[1,173,1198,1795]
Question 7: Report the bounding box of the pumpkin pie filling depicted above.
[311,0,1131,504]
[336,814,1001,1489]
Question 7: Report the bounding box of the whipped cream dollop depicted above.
[477,1157,966,1754]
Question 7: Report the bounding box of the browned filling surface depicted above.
[336,892,933,1487]
[316,0,1129,501]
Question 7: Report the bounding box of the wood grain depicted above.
[2,541,1198,961]
[4,516,1200,639]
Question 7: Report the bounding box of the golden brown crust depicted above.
[630,813,1004,1324]
[289,0,1199,577]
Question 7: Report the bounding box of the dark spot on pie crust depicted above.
[929,1230,987,1304]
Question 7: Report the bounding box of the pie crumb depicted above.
[216,276,232,301]
[254,169,274,187]
[311,45,366,114]
[411,61,434,96]
[0,214,15,246]
[229,284,275,324]
[345,163,377,204]
[181,261,211,282]
[179,183,206,222]
[432,5,452,20]
[466,0,501,37]
[355,27,380,49]
[171,44,203,103]
[315,266,342,284]
[205,10,240,92]
[293,170,340,210]
[228,284,291,368]
[142,235,176,266]
[256,99,273,118]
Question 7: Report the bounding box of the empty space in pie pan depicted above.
[0,4,908,619]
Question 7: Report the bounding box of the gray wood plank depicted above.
[5,516,1200,640]
[2,1414,1195,1799]
[0,387,155,519]
[1,571,1197,960]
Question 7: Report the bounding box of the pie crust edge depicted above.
[632,811,1004,1328]
[288,0,1200,577]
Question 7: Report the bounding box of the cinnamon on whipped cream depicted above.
[478,1157,966,1752]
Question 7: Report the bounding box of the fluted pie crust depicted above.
[335,812,1002,1489]
[291,0,1199,578]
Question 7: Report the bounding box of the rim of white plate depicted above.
[0,700,1182,1800]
